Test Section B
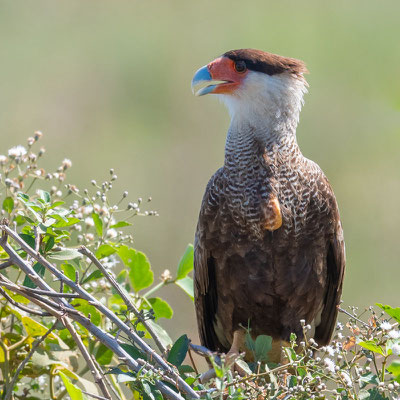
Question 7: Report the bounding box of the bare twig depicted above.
[0,287,51,316]
[0,259,13,270]
[78,246,167,355]
[4,321,57,400]
[81,391,111,400]
[338,307,370,328]
[26,287,80,298]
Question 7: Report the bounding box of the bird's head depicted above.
[192,49,308,124]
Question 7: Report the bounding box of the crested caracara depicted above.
[191,49,345,363]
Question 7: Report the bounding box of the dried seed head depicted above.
[34,131,43,140]
[62,159,72,170]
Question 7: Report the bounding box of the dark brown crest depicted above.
[223,49,308,78]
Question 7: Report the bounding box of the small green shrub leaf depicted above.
[167,334,189,367]
[110,221,132,229]
[176,244,194,280]
[48,248,82,260]
[148,297,173,319]
[81,270,104,284]
[92,212,103,236]
[146,320,173,348]
[20,233,36,249]
[58,372,87,400]
[388,360,400,377]
[120,343,145,360]
[376,303,400,324]
[255,335,272,362]
[175,276,194,301]
[358,340,385,356]
[22,316,49,337]
[23,262,45,288]
[61,263,76,281]
[95,244,116,259]
[95,343,113,365]
[117,245,153,292]
[38,190,51,204]
[2,197,14,213]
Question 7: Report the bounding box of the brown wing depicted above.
[194,169,228,352]
[314,183,346,345]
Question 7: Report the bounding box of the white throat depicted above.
[217,71,308,141]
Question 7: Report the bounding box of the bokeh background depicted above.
[1,1,399,342]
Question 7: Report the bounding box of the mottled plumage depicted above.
[192,49,345,360]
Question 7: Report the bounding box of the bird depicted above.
[191,49,345,363]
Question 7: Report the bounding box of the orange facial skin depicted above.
[207,57,249,94]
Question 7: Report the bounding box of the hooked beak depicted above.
[191,65,229,96]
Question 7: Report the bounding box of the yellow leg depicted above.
[225,330,248,375]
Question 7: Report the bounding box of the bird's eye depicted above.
[234,61,247,73]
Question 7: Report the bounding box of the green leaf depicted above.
[95,244,116,259]
[48,248,82,260]
[148,297,173,319]
[22,316,49,337]
[38,190,51,204]
[61,263,77,281]
[388,360,400,377]
[120,343,145,360]
[19,233,36,249]
[175,276,194,301]
[52,217,80,228]
[107,367,136,383]
[376,303,400,324]
[44,236,55,252]
[2,197,14,213]
[146,320,173,348]
[95,343,113,365]
[245,333,255,352]
[18,193,30,202]
[72,301,101,326]
[167,334,189,367]
[117,245,153,292]
[81,270,104,284]
[110,221,132,229]
[23,262,45,288]
[142,381,163,400]
[59,372,87,400]
[358,388,388,400]
[358,340,385,356]
[49,201,65,209]
[255,335,272,362]
[92,212,103,236]
[178,365,195,374]
[359,372,379,388]
[176,244,194,280]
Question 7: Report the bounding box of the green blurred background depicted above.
[1,1,399,342]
